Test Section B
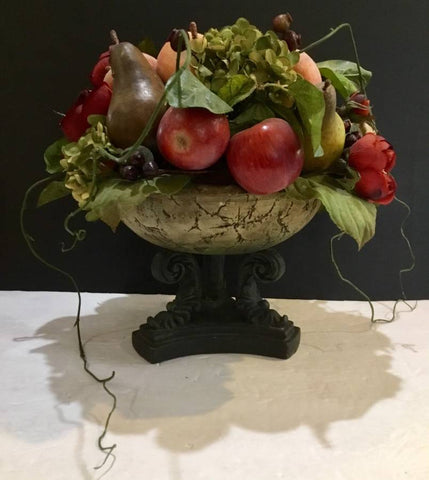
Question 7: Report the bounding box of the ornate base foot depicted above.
[132,249,300,363]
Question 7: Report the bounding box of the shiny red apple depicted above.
[226,118,304,194]
[156,107,230,170]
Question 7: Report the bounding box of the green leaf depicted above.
[87,114,106,127]
[165,69,233,114]
[317,60,372,91]
[84,175,190,231]
[288,78,325,156]
[286,175,377,249]
[137,37,158,56]
[317,67,358,98]
[217,74,256,106]
[269,102,304,142]
[152,175,192,194]
[37,180,70,207]
[44,138,69,173]
[229,101,275,134]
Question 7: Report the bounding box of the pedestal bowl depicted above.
[119,183,320,363]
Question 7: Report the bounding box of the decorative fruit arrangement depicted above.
[41,13,398,249]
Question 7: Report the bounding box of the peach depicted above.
[156,31,205,83]
[103,52,157,87]
[293,52,322,85]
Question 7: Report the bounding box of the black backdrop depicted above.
[1,0,428,299]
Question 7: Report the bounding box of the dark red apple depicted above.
[226,118,304,194]
[156,107,230,170]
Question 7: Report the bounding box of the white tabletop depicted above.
[1,291,428,479]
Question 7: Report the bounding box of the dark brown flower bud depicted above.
[167,28,186,52]
[284,30,302,51]
[272,13,294,33]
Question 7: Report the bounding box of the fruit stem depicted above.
[110,29,120,45]
[301,23,366,95]
[189,21,198,39]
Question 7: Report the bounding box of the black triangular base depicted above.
[132,320,300,364]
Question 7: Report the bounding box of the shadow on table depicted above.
[27,295,400,452]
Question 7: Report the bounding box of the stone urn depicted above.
[120,184,320,255]
[119,183,320,363]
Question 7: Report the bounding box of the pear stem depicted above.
[189,21,198,39]
[110,29,120,45]
[301,23,366,95]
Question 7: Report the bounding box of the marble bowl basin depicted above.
[120,183,320,255]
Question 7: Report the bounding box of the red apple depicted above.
[156,107,230,170]
[226,118,304,194]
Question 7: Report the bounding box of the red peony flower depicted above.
[349,133,396,172]
[60,82,112,142]
[348,133,397,205]
[354,169,397,205]
[349,92,371,117]
[89,50,110,87]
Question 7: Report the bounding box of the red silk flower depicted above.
[349,92,371,117]
[354,169,397,205]
[89,50,110,87]
[60,82,112,142]
[348,133,397,205]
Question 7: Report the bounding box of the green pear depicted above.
[106,32,166,149]
[303,81,345,172]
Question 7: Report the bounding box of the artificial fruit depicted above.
[156,24,206,83]
[106,31,165,148]
[293,52,322,85]
[156,107,230,170]
[226,118,304,194]
[303,80,345,171]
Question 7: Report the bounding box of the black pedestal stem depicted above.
[132,249,300,363]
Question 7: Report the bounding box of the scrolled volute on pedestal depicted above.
[236,249,289,327]
[147,251,202,329]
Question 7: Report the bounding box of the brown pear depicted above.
[106,36,166,149]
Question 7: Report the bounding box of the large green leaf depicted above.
[84,175,190,231]
[44,138,70,173]
[217,74,257,106]
[165,69,233,114]
[37,180,70,207]
[317,67,358,99]
[286,176,377,249]
[288,78,325,157]
[317,60,372,91]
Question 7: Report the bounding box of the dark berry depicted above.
[142,159,159,176]
[344,132,362,148]
[119,165,141,181]
[284,30,302,51]
[343,119,352,133]
[128,146,154,166]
